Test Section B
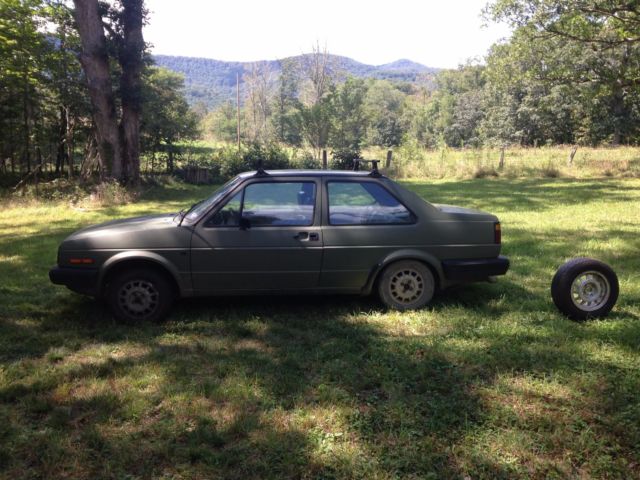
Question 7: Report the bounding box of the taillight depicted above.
[494,222,501,244]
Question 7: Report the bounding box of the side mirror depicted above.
[239,217,251,230]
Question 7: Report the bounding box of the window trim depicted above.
[325,179,417,227]
[203,187,245,228]
[204,179,319,228]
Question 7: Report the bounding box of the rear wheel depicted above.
[106,268,174,322]
[378,260,435,310]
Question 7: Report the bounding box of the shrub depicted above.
[330,149,360,170]
[214,143,292,179]
[473,166,499,179]
[291,150,321,170]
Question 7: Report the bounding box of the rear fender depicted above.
[361,249,444,295]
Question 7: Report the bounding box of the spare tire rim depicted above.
[118,280,159,318]
[390,269,424,304]
[570,271,610,312]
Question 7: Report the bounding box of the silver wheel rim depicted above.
[389,268,424,305]
[118,279,159,318]
[570,270,610,312]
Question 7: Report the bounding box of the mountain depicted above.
[153,53,439,109]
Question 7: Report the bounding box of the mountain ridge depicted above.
[153,53,439,109]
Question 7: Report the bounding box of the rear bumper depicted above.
[442,255,510,283]
[49,266,99,296]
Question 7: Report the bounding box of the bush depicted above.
[330,149,360,170]
[213,143,292,179]
[473,166,499,179]
[291,150,321,170]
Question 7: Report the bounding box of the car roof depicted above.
[237,169,385,179]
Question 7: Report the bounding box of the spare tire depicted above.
[551,257,619,320]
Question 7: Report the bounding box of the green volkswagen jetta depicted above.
[50,169,509,321]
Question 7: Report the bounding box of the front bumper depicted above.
[442,255,510,283]
[49,266,99,296]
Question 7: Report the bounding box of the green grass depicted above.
[366,145,640,179]
[174,141,640,180]
[1,178,639,479]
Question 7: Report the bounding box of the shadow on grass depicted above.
[0,293,490,478]
[1,177,639,478]
[2,281,640,477]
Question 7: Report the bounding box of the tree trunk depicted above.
[56,106,67,175]
[67,109,75,179]
[167,142,174,173]
[22,69,31,174]
[73,0,123,180]
[118,0,144,184]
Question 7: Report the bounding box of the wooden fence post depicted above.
[322,149,327,169]
[568,145,578,166]
[386,150,392,168]
[498,147,505,170]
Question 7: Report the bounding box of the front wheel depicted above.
[106,268,174,322]
[378,260,435,311]
[551,258,619,321]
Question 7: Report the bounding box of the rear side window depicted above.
[328,181,414,225]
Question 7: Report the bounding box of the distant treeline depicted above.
[201,0,640,159]
[1,0,639,183]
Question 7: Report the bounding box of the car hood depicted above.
[61,213,192,250]
[433,204,498,221]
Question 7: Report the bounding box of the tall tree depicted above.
[72,0,122,178]
[272,58,303,146]
[300,43,335,159]
[117,0,145,182]
[72,0,146,181]
[243,62,275,143]
[365,80,407,148]
[486,0,640,144]
[329,77,368,164]
[141,66,199,172]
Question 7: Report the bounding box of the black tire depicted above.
[551,257,619,321]
[378,260,435,311]
[106,268,174,323]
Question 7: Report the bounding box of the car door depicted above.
[191,177,323,293]
[320,178,418,291]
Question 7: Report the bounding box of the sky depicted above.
[143,0,512,69]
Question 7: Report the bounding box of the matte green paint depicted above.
[53,170,504,297]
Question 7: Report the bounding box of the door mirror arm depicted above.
[239,217,251,230]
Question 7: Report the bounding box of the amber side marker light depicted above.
[69,258,94,265]
[494,222,501,244]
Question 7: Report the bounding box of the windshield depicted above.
[181,176,243,223]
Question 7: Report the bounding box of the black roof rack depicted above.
[352,159,381,177]
[254,159,269,177]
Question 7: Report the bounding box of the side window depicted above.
[242,182,316,226]
[328,182,414,225]
[206,190,242,227]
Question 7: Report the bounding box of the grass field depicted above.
[1,177,639,479]
[158,142,640,180]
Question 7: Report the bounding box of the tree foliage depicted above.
[0,0,199,181]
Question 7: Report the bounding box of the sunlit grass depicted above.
[0,177,639,478]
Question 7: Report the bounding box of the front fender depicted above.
[361,249,445,295]
[98,250,183,295]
